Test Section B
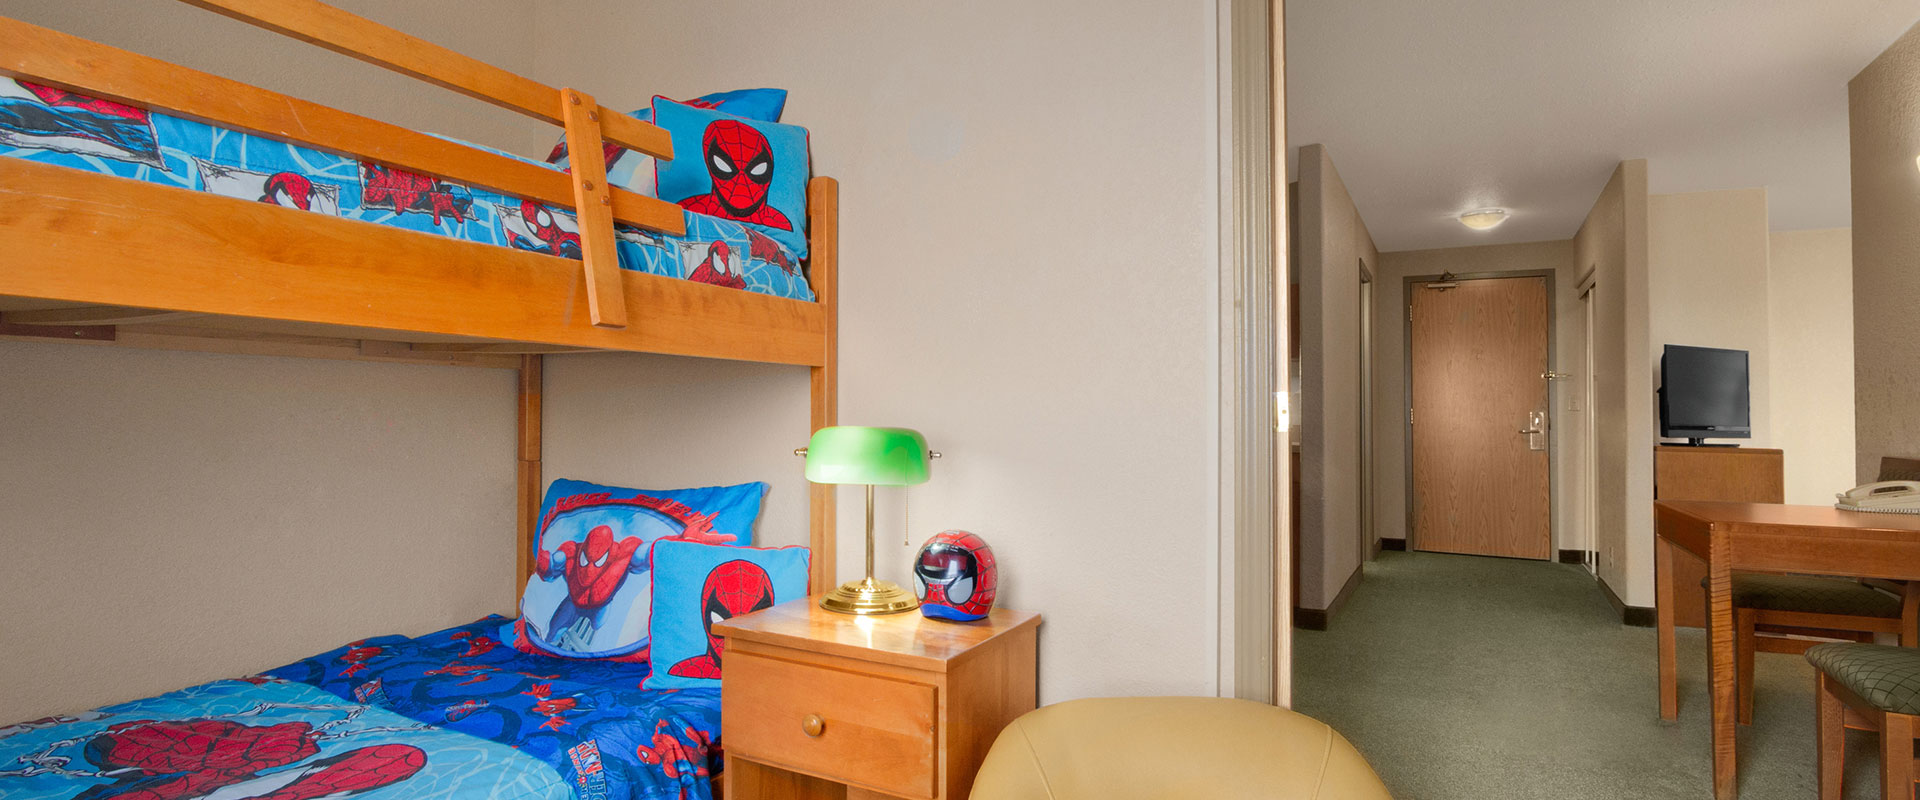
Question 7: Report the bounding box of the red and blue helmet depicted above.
[913,530,997,622]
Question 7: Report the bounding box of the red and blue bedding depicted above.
[0,79,812,302]
[0,616,720,800]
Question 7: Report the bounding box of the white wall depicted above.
[1768,229,1856,502]
[1294,144,1378,612]
[1649,189,1774,451]
[533,0,1227,702]
[1573,161,1651,606]
[0,343,517,723]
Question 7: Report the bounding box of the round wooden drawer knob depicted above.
[801,714,825,738]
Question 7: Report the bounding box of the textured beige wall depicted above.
[1768,229,1856,503]
[0,343,517,723]
[2,0,553,156]
[1850,21,1920,482]
[1295,144,1378,611]
[532,0,1225,701]
[0,0,544,724]
[1649,189,1774,452]
[541,354,813,548]
[1371,240,1582,554]
[0,0,1228,711]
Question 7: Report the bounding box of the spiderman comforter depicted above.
[0,79,813,302]
[0,617,722,800]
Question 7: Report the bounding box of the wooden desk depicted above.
[1655,500,1920,800]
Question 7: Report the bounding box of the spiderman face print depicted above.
[704,121,772,216]
[676,120,793,231]
[666,560,774,679]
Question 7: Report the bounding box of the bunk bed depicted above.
[0,2,838,798]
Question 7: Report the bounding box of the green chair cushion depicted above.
[1697,573,1902,619]
[1807,643,1920,714]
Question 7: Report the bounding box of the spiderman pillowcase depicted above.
[652,98,812,260]
[644,539,810,690]
[504,478,767,662]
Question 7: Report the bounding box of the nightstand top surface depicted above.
[716,599,1040,672]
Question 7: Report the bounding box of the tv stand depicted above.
[1651,445,1783,628]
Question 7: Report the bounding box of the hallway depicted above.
[1293,551,1893,799]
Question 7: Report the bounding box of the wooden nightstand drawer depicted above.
[723,650,937,798]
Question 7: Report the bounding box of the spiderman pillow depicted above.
[652,98,813,259]
[544,88,787,199]
[503,478,767,661]
[644,539,810,690]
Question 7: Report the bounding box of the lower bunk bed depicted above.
[0,617,720,800]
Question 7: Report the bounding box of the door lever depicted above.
[1542,371,1572,381]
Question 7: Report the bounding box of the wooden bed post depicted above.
[516,354,543,598]
[808,178,840,592]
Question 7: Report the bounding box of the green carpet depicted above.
[1293,550,1895,799]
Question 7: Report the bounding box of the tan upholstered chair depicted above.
[969,697,1392,799]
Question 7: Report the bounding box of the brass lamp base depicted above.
[819,577,919,615]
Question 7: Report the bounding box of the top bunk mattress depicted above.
[0,79,815,303]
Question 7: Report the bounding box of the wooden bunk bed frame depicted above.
[0,0,840,594]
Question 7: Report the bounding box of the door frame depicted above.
[1578,270,1597,571]
[1400,269,1558,555]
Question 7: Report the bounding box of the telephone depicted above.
[1835,481,1920,514]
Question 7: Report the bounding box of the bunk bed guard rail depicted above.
[0,0,685,330]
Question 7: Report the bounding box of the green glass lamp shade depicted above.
[803,427,931,486]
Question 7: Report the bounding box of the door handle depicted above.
[1542,371,1572,381]
[1519,428,1542,435]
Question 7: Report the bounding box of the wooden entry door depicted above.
[1410,276,1551,559]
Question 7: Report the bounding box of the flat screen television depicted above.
[1658,344,1751,446]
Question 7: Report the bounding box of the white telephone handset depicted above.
[1835,481,1920,514]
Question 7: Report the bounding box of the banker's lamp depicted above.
[800,426,938,615]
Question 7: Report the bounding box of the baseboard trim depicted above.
[1294,562,1364,632]
[1379,538,1408,552]
[1558,549,1587,565]
[1595,573,1655,627]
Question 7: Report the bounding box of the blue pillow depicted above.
[644,540,810,690]
[544,88,787,198]
[505,478,767,661]
[652,98,812,259]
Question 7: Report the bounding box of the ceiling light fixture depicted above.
[1458,208,1509,231]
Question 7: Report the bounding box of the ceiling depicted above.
[1286,0,1920,252]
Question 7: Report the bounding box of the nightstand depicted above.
[714,600,1041,800]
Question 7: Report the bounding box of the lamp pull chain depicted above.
[904,488,911,547]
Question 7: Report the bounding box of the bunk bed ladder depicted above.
[559,89,630,330]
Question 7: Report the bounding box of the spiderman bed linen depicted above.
[0,678,573,800]
[0,617,721,800]
[0,79,813,302]
[263,616,721,800]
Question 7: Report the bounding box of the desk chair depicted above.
[1725,455,1920,725]
[1721,576,1920,724]
[1808,643,1920,800]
